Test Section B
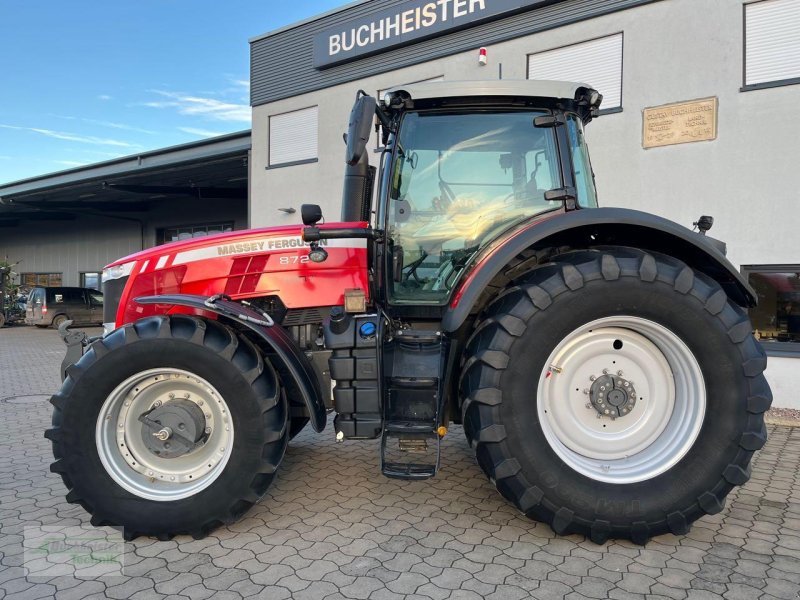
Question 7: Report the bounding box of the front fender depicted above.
[443,207,756,332]
[136,294,326,433]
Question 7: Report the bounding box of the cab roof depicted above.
[384,79,593,104]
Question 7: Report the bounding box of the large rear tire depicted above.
[461,248,771,544]
[46,315,288,540]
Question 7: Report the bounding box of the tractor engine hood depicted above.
[102,222,369,329]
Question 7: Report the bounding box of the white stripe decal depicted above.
[155,255,168,269]
[141,260,150,272]
[172,236,367,266]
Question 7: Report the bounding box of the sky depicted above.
[0,0,345,184]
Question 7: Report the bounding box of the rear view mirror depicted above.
[301,204,323,226]
[345,94,377,166]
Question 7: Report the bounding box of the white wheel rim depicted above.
[96,368,234,501]
[537,316,705,484]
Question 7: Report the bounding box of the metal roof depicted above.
[0,131,251,226]
[385,79,592,102]
[0,130,251,200]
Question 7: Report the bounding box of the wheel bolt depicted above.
[604,409,610,414]
[198,400,204,406]
[185,393,191,399]
[154,400,162,408]
[617,370,624,376]
[590,375,596,381]
[583,389,589,394]
[602,369,609,375]
[168,393,175,399]
[624,382,629,388]
[205,427,212,434]
[585,403,592,409]
[205,413,211,419]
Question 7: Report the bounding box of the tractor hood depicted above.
[102,221,370,329]
[105,222,367,269]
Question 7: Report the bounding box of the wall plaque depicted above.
[642,98,718,149]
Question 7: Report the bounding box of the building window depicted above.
[742,265,800,354]
[528,33,623,112]
[268,106,318,168]
[80,272,101,290]
[157,222,234,245]
[743,0,800,90]
[20,273,62,287]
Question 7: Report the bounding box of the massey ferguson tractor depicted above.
[47,81,771,544]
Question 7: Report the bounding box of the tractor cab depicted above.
[305,80,603,310]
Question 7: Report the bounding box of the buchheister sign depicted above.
[313,0,558,69]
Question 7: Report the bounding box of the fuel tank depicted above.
[103,222,369,328]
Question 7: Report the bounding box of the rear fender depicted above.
[443,207,756,332]
[136,293,326,433]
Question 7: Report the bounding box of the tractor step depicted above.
[381,424,440,480]
[380,328,447,480]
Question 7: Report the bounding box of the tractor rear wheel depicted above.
[46,315,288,540]
[461,247,771,544]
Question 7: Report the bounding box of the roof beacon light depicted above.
[479,47,487,66]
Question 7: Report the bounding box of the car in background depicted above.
[25,287,103,328]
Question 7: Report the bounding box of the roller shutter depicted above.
[269,106,318,167]
[528,33,623,110]
[745,0,800,87]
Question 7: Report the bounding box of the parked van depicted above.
[25,287,103,328]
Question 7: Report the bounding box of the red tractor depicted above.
[48,81,771,544]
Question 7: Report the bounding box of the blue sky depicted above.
[0,0,344,184]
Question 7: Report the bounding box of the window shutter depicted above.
[745,0,800,86]
[269,106,318,166]
[528,33,623,110]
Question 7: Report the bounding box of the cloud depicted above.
[179,127,225,137]
[53,114,157,135]
[98,94,113,101]
[143,90,250,123]
[0,124,140,148]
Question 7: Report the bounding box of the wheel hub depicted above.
[96,368,234,502]
[589,373,637,419]
[140,399,207,458]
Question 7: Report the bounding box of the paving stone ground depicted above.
[1,325,799,599]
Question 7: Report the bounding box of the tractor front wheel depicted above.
[461,248,771,544]
[46,315,288,540]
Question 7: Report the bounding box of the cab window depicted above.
[387,110,562,303]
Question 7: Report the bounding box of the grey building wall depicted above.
[250,0,660,106]
[1,198,247,288]
[0,217,141,288]
[249,0,800,407]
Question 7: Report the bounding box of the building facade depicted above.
[249,0,800,406]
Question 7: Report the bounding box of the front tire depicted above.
[461,248,771,544]
[46,315,288,540]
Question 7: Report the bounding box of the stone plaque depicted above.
[642,97,718,149]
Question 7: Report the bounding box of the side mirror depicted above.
[345,94,377,166]
[301,204,323,226]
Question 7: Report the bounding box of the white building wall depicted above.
[250,0,799,406]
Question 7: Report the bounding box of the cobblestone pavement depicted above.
[1,325,799,600]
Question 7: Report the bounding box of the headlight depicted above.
[102,261,135,283]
